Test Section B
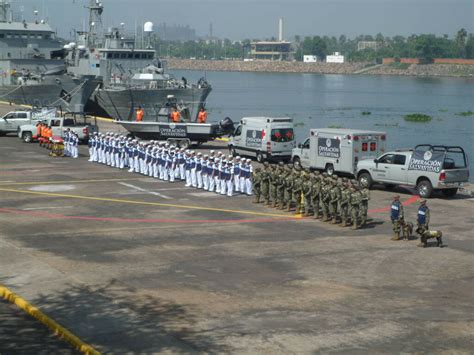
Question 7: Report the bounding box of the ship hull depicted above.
[0,75,100,112]
[90,86,212,122]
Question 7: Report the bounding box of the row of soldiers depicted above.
[253,162,369,229]
[87,132,254,196]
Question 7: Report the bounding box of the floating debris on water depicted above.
[361,111,372,115]
[455,110,474,116]
[294,122,305,127]
[404,114,432,122]
[374,123,399,127]
[438,108,448,112]
[328,124,344,128]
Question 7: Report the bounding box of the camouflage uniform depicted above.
[284,170,294,211]
[329,178,341,224]
[277,167,288,210]
[350,185,362,230]
[270,165,280,208]
[320,177,331,221]
[339,180,351,227]
[360,186,370,227]
[311,172,322,219]
[302,173,313,217]
[261,163,271,204]
[293,172,304,215]
[390,195,404,240]
[252,168,262,203]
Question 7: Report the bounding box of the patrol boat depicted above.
[116,115,235,147]
[0,0,100,111]
[67,0,212,122]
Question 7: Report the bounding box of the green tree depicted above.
[466,34,474,59]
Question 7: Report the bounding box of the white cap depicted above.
[246,158,251,162]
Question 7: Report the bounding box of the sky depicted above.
[13,0,474,40]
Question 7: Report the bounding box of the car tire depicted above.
[0,131,5,137]
[385,184,395,190]
[256,151,264,163]
[358,172,373,189]
[416,179,433,198]
[325,164,335,176]
[441,188,458,198]
[22,131,33,143]
[293,156,301,169]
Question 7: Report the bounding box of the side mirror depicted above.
[298,143,302,148]
[373,158,378,163]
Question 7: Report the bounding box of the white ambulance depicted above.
[291,128,386,175]
[228,117,296,162]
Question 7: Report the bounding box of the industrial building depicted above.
[326,52,345,63]
[250,18,292,61]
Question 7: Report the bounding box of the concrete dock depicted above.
[0,106,473,352]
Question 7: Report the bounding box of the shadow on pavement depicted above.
[32,279,227,353]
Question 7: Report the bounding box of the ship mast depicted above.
[0,0,13,23]
[86,0,103,48]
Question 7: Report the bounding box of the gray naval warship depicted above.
[0,0,100,111]
[67,0,212,123]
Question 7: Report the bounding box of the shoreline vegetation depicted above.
[167,59,474,77]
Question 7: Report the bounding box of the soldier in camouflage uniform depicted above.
[302,172,314,217]
[293,170,305,215]
[310,171,322,219]
[339,178,351,227]
[277,165,289,210]
[329,177,341,224]
[252,167,262,203]
[270,164,282,208]
[320,176,331,221]
[350,184,362,230]
[284,167,295,211]
[359,185,370,227]
[261,162,271,204]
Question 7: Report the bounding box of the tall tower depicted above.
[209,22,213,39]
[278,17,284,42]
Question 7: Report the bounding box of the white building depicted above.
[303,55,318,63]
[326,52,345,63]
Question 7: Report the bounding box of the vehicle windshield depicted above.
[63,118,76,127]
[271,128,294,142]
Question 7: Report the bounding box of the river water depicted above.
[174,70,474,180]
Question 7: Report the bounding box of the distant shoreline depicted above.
[167,59,474,78]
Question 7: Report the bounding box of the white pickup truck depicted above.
[0,108,57,136]
[356,145,470,198]
[18,112,98,143]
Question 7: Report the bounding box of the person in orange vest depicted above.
[170,107,181,123]
[197,107,207,123]
[135,106,144,122]
[34,122,41,140]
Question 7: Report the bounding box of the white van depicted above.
[292,128,386,175]
[228,117,295,162]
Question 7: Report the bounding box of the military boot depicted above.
[313,213,320,220]
[339,220,347,227]
[331,217,338,224]
[271,201,277,208]
[253,196,260,204]
[351,221,358,230]
[391,233,401,241]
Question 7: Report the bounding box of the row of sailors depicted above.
[62,129,79,158]
[87,132,254,196]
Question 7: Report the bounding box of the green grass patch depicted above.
[361,111,371,115]
[404,113,432,122]
[438,108,448,112]
[455,110,474,116]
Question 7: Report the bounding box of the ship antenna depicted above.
[86,0,104,48]
[0,0,13,23]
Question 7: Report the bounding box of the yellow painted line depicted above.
[0,284,100,354]
[0,187,300,219]
[0,178,143,186]
[216,137,230,142]
[96,116,114,122]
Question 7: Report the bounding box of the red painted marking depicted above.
[0,208,298,224]
[368,195,420,214]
